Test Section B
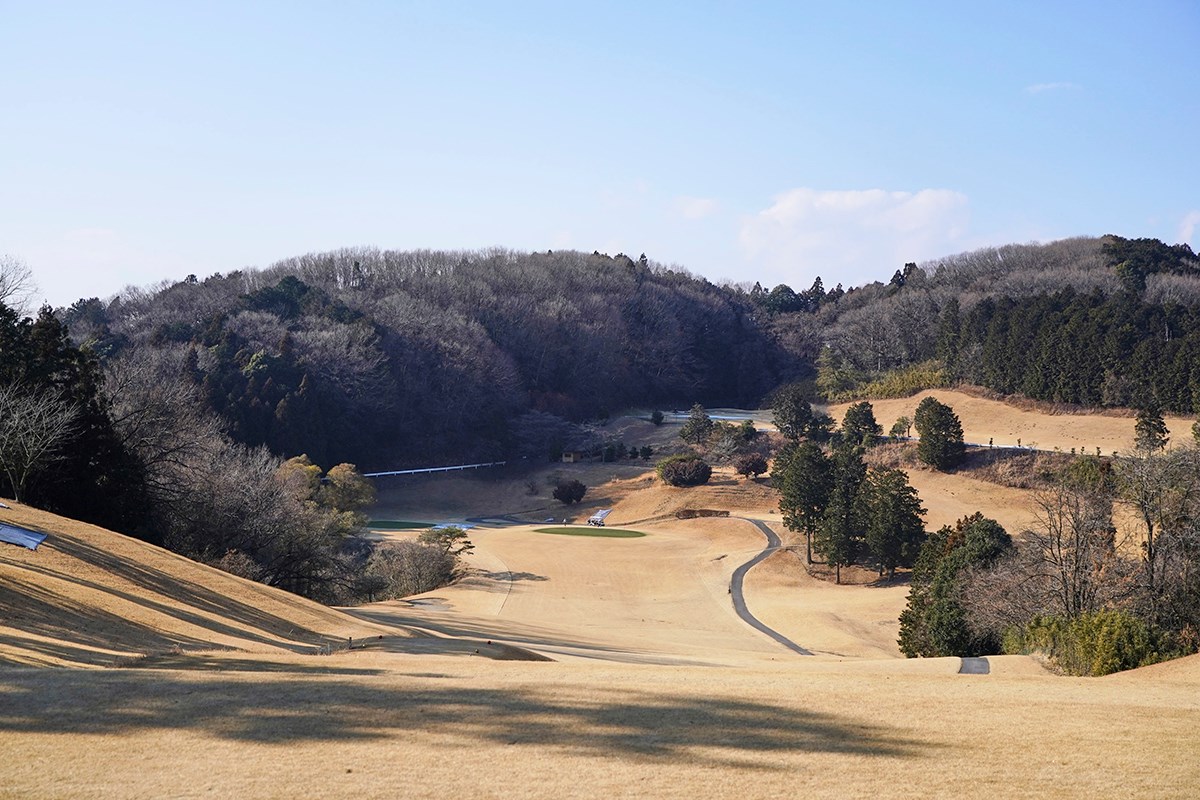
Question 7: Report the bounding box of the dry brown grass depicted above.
[827,388,1195,455]
[2,399,1198,798]
[1,656,1196,799]
[0,502,397,667]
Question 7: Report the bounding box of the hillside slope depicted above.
[828,388,1194,455]
[0,502,396,667]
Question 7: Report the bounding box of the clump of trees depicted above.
[656,454,713,487]
[553,479,587,504]
[0,294,147,532]
[898,513,1013,657]
[360,540,457,601]
[161,451,377,602]
[359,525,474,601]
[773,401,926,582]
[901,434,1200,674]
[676,402,767,468]
[0,274,422,604]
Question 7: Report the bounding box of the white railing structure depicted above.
[363,460,507,478]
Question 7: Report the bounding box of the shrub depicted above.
[854,361,948,401]
[361,540,457,600]
[650,410,664,426]
[656,454,713,487]
[1003,611,1172,676]
[733,453,768,479]
[208,549,263,581]
[553,478,587,504]
[820,360,949,403]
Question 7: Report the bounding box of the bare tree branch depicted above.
[0,383,79,502]
[0,255,36,315]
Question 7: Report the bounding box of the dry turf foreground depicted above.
[2,392,1199,799]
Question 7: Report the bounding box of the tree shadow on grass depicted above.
[1,530,365,666]
[0,563,341,663]
[0,576,224,665]
[345,605,701,665]
[42,534,342,644]
[0,669,934,768]
[475,570,548,582]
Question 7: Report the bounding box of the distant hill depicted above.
[56,235,1200,475]
[759,235,1200,414]
[63,249,795,470]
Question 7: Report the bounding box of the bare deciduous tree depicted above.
[0,384,79,502]
[966,479,1134,640]
[0,255,36,315]
[1024,482,1125,619]
[103,347,224,508]
[1116,447,1200,593]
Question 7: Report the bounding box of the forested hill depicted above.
[763,234,1200,413]
[8,232,1196,559]
[62,249,796,470]
[48,233,1200,478]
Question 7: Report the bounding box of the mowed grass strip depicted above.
[534,526,646,538]
[366,520,434,530]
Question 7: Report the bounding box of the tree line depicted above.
[751,234,1200,413]
[3,248,797,603]
[63,249,796,471]
[0,280,445,604]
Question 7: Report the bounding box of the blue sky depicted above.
[3,1,1198,308]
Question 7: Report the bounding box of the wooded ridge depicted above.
[4,233,1199,602]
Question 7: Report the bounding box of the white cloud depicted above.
[739,188,969,287]
[1025,81,1080,94]
[675,195,720,220]
[1178,210,1200,246]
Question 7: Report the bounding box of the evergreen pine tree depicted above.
[914,397,965,470]
[679,403,714,445]
[815,444,866,583]
[862,468,926,579]
[773,441,833,563]
[1134,404,1169,452]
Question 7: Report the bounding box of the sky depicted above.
[2,1,1198,309]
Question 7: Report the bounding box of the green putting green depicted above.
[366,520,434,530]
[533,526,646,538]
